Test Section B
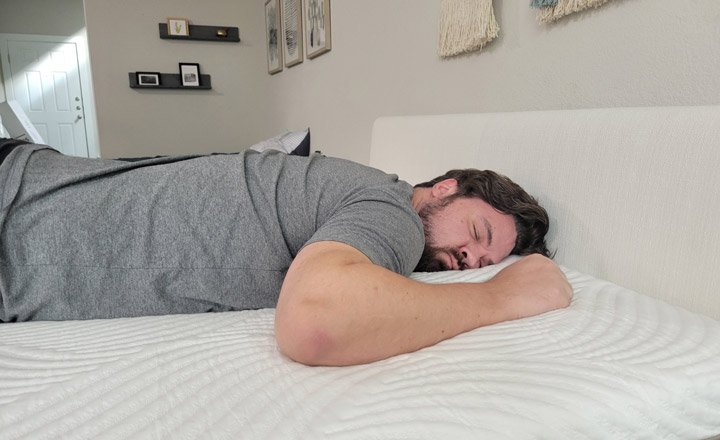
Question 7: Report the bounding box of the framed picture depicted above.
[136,72,160,86]
[167,18,189,37]
[179,63,201,87]
[264,0,283,74]
[281,0,303,67]
[305,0,331,59]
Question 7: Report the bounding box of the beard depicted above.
[413,198,463,272]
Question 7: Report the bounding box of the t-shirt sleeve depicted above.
[303,186,425,277]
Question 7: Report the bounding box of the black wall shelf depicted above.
[158,23,240,42]
[128,72,212,90]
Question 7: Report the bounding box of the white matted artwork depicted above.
[305,0,331,58]
[282,0,303,67]
[179,63,200,87]
[167,18,189,37]
[265,0,283,74]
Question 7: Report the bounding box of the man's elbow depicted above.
[274,304,340,366]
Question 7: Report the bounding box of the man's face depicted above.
[415,196,518,272]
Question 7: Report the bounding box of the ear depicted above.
[430,179,458,199]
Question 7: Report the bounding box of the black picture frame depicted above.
[136,72,161,86]
[179,63,201,87]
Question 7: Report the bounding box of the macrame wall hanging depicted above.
[532,0,612,24]
[438,0,499,57]
[438,0,614,57]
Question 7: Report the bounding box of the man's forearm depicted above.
[277,255,497,366]
[274,242,571,367]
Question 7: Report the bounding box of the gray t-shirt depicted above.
[0,146,424,321]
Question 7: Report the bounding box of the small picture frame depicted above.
[167,18,189,37]
[305,0,331,59]
[281,0,303,67]
[265,0,283,74]
[179,63,201,87]
[136,72,160,86]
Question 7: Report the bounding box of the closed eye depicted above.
[484,218,493,246]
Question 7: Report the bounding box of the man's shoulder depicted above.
[308,155,412,195]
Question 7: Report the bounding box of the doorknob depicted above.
[76,115,83,121]
[76,106,82,110]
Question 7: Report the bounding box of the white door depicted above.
[1,38,89,157]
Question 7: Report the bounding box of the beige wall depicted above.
[0,0,86,104]
[84,0,271,157]
[0,0,85,36]
[79,0,720,160]
[269,0,720,164]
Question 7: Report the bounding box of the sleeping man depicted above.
[0,143,572,366]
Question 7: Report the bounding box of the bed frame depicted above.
[370,106,720,320]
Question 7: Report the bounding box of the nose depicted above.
[459,245,487,269]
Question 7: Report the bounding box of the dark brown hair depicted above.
[415,169,552,258]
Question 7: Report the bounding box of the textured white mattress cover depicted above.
[1,258,719,440]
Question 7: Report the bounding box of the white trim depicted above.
[0,32,100,158]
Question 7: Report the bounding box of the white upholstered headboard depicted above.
[370,106,720,320]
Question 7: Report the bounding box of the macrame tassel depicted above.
[530,0,558,8]
[438,0,499,57]
[537,0,610,23]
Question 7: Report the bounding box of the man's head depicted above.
[412,169,551,272]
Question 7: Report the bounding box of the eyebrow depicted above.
[484,218,493,246]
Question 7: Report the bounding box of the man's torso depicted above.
[0,147,423,321]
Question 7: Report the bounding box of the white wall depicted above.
[82,0,720,161]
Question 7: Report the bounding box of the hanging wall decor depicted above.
[438,0,499,58]
[305,0,332,59]
[167,18,190,37]
[530,0,558,7]
[129,72,211,90]
[179,63,201,87]
[536,0,612,23]
[282,0,304,67]
[159,21,240,42]
[265,0,283,74]
[136,72,161,86]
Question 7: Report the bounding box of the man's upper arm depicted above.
[301,194,424,277]
[281,240,372,301]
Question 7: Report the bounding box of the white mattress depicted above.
[2,258,720,439]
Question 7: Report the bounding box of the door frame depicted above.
[0,32,100,158]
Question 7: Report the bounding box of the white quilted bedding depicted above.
[1,258,720,440]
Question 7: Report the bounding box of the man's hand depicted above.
[485,254,573,322]
[274,243,572,367]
